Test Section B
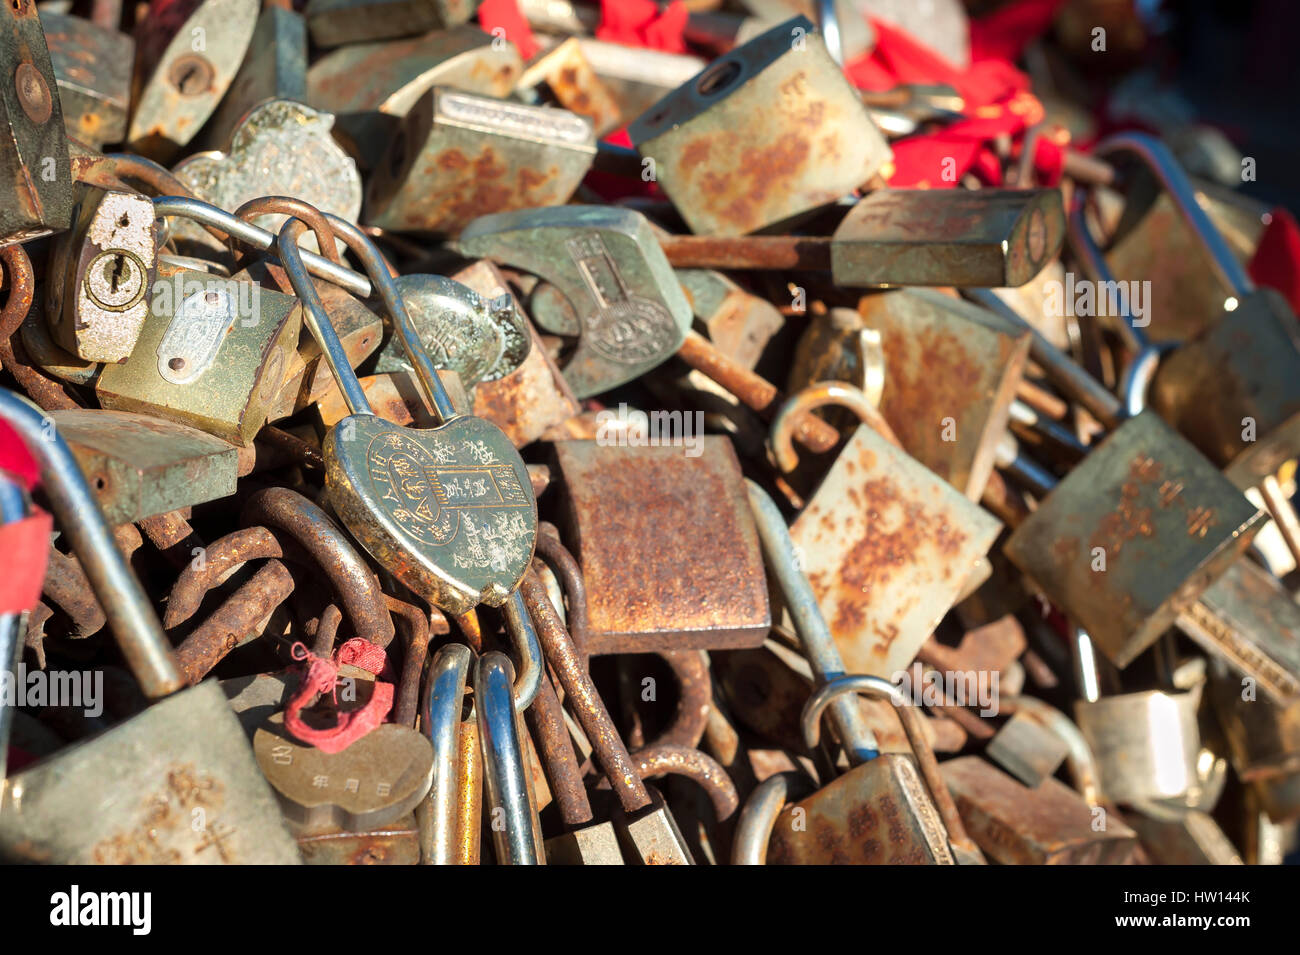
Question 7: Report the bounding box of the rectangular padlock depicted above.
[941,756,1140,864]
[628,16,890,236]
[96,267,304,447]
[307,24,522,170]
[2,0,74,245]
[1003,411,1265,668]
[366,88,595,236]
[515,36,622,137]
[551,438,771,653]
[39,10,133,149]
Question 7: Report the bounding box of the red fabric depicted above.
[969,0,1071,63]
[0,511,52,615]
[596,0,688,53]
[1249,207,1300,315]
[284,638,394,754]
[0,420,40,492]
[477,0,538,60]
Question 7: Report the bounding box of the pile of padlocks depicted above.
[0,0,1297,865]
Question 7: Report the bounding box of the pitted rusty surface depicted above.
[629,744,739,820]
[941,756,1139,865]
[553,439,770,653]
[173,560,295,685]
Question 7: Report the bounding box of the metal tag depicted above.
[156,284,239,385]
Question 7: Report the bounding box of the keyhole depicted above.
[107,254,128,295]
[167,55,215,98]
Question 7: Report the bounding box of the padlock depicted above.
[204,4,307,148]
[366,88,595,236]
[2,0,73,246]
[457,205,693,398]
[19,306,96,387]
[51,409,237,527]
[369,273,528,389]
[628,16,890,236]
[1002,410,1265,668]
[451,259,581,447]
[306,0,478,49]
[770,381,1002,681]
[306,24,522,170]
[765,675,978,864]
[175,101,362,253]
[549,438,771,654]
[941,756,1141,864]
[126,0,260,161]
[514,36,622,137]
[568,37,706,122]
[0,389,302,863]
[95,264,304,447]
[272,207,544,716]
[39,10,133,149]
[45,184,156,363]
[985,708,1071,788]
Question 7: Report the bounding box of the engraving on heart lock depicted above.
[275,215,537,616]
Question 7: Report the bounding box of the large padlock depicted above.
[39,10,133,149]
[366,88,595,236]
[0,389,302,863]
[2,0,73,246]
[44,184,156,363]
[770,381,1001,681]
[456,205,693,398]
[126,0,260,161]
[306,24,522,170]
[548,438,771,654]
[628,16,890,236]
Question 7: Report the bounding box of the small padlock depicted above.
[2,0,73,245]
[628,16,890,236]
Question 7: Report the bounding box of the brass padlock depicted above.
[0,390,302,863]
[127,0,260,161]
[39,10,133,149]
[45,184,156,363]
[628,16,890,236]
[456,205,693,398]
[366,88,595,236]
[95,265,304,447]
[549,438,771,654]
[306,24,522,170]
[2,0,73,245]
[770,381,1002,682]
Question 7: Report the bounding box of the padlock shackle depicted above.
[744,480,879,764]
[769,380,900,473]
[475,652,543,865]
[501,589,544,712]
[151,196,372,298]
[1065,195,1152,354]
[816,0,843,65]
[423,641,474,865]
[1093,133,1255,299]
[731,771,817,865]
[277,217,375,417]
[0,390,183,698]
[801,674,980,861]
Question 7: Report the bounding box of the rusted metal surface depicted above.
[858,290,1031,501]
[254,425,327,473]
[306,0,478,48]
[552,438,771,653]
[385,595,430,729]
[918,614,1027,676]
[235,196,342,264]
[240,486,396,647]
[659,234,832,271]
[1004,411,1266,668]
[162,526,281,628]
[526,672,593,828]
[40,11,133,148]
[630,744,739,821]
[138,509,204,568]
[628,17,889,236]
[518,569,651,814]
[296,815,420,865]
[533,522,590,661]
[366,88,594,236]
[517,37,622,136]
[43,547,107,637]
[1208,671,1300,783]
[647,651,712,750]
[173,559,295,684]
[831,189,1065,288]
[785,418,1001,681]
[677,330,839,454]
[942,756,1140,864]
[0,244,82,413]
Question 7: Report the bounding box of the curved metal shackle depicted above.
[744,479,878,764]
[476,651,542,864]
[423,642,474,865]
[816,0,843,65]
[769,380,900,473]
[1065,190,1151,356]
[732,772,816,866]
[801,673,978,859]
[0,390,182,698]
[1002,695,1103,807]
